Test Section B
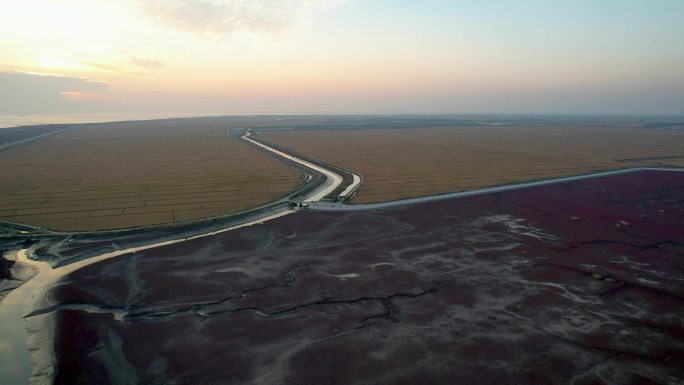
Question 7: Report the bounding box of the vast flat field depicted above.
[262,123,684,203]
[0,119,301,231]
[0,124,71,146]
[46,170,684,384]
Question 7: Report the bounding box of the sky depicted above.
[1,0,683,116]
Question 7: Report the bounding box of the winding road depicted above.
[242,131,362,202]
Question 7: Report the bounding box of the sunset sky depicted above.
[1,0,683,115]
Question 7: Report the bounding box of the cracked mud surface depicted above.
[45,170,684,384]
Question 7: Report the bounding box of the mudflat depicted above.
[46,169,684,384]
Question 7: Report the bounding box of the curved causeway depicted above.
[241,130,362,202]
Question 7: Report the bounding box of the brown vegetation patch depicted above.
[0,120,301,231]
[262,123,684,203]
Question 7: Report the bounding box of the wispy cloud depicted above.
[59,91,105,101]
[128,57,167,69]
[138,0,347,40]
[0,71,109,113]
[80,61,147,76]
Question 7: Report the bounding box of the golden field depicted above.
[0,120,301,231]
[262,124,684,203]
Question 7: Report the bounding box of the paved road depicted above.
[242,131,361,201]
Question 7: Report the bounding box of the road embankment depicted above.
[244,132,362,201]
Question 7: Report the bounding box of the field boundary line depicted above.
[0,125,76,153]
[309,167,684,211]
